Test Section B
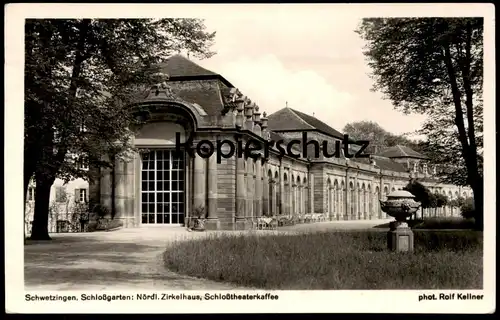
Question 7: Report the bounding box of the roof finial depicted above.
[286,101,288,108]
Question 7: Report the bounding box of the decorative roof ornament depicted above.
[230,88,243,102]
[146,72,176,100]
[221,87,245,115]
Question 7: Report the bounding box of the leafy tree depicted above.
[449,196,466,208]
[460,197,476,219]
[343,120,426,154]
[403,180,435,219]
[357,18,484,230]
[25,19,216,240]
[434,193,449,208]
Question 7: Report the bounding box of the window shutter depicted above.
[75,188,79,203]
[85,188,89,203]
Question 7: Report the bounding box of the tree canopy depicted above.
[403,180,436,209]
[357,17,483,229]
[342,120,426,154]
[25,18,216,239]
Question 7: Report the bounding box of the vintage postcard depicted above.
[5,3,495,314]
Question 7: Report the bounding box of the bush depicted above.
[375,217,475,230]
[87,218,123,232]
[164,230,483,290]
[460,198,475,219]
[412,217,476,230]
[92,204,110,219]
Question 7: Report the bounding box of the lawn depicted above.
[163,230,483,290]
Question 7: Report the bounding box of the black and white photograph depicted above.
[5,3,495,314]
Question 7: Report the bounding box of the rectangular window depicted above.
[140,149,185,225]
[77,189,87,203]
[55,186,67,203]
[27,187,35,201]
[75,154,89,171]
[77,161,89,170]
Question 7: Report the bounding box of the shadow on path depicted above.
[24,230,246,290]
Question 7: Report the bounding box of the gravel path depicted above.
[24,219,391,290]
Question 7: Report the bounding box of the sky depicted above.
[188,7,428,138]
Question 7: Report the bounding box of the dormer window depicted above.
[74,153,89,170]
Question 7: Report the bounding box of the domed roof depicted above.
[387,190,415,198]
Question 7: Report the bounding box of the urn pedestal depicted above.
[380,190,421,253]
[387,221,414,252]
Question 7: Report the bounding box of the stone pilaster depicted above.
[304,185,308,214]
[365,190,369,220]
[246,157,255,221]
[124,155,136,227]
[328,187,333,220]
[279,162,284,215]
[271,181,277,215]
[205,151,220,230]
[299,185,304,214]
[114,158,134,227]
[287,181,292,216]
[299,185,303,214]
[114,160,125,213]
[262,160,269,216]
[184,153,191,226]
[193,155,206,215]
[235,154,247,229]
[255,157,262,217]
[308,171,314,214]
[345,168,350,220]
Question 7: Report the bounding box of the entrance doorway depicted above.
[140,149,185,225]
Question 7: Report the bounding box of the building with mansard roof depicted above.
[24,55,472,233]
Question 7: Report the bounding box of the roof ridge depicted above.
[286,108,315,130]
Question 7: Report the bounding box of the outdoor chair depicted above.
[298,214,306,223]
[278,216,287,227]
[257,218,269,230]
[268,217,279,230]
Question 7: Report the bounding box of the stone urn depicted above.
[379,190,421,252]
[192,218,206,231]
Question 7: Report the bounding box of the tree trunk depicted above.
[471,181,483,230]
[23,169,34,243]
[29,176,53,240]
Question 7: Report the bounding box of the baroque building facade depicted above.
[25,55,472,233]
